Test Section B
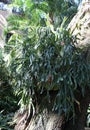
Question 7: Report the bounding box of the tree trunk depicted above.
[64,102,87,130]
[14,109,64,130]
[14,89,90,130]
[64,89,90,130]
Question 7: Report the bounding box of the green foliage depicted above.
[0,47,18,129]
[11,0,78,27]
[0,111,14,130]
[3,0,90,122]
[4,21,90,118]
[0,53,18,112]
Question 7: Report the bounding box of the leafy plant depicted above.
[0,46,18,130]
[3,0,90,125]
[4,20,90,117]
[0,111,14,130]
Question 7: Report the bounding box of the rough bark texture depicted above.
[14,109,65,130]
[68,0,90,51]
[14,89,90,130]
[67,1,90,92]
[64,1,90,128]
[26,111,64,130]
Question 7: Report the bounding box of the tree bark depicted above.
[64,89,90,130]
[14,109,65,130]
[14,89,90,130]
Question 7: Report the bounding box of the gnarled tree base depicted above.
[14,89,90,130]
[14,109,64,130]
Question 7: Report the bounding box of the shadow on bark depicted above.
[14,88,90,130]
